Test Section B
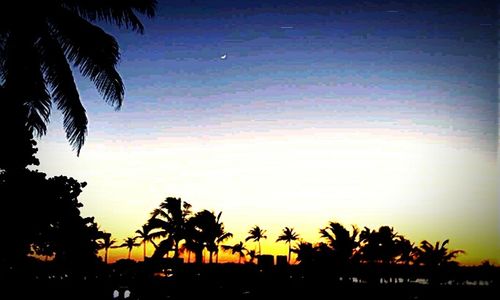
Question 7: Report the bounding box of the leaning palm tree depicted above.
[119,237,140,260]
[135,223,156,261]
[98,232,116,264]
[222,241,247,264]
[276,227,300,264]
[245,225,267,255]
[213,212,233,263]
[0,0,156,164]
[215,231,233,263]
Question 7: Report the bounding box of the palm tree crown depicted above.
[119,236,140,260]
[148,197,191,260]
[276,227,300,264]
[135,223,156,261]
[319,221,359,263]
[98,232,116,264]
[222,241,247,264]
[245,225,267,255]
[0,0,156,154]
[415,239,464,267]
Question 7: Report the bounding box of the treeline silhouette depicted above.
[0,1,498,299]
[103,196,493,287]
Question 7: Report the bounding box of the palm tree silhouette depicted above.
[0,0,156,155]
[320,221,359,263]
[415,239,464,267]
[246,249,258,264]
[135,223,156,261]
[245,225,267,255]
[179,240,196,263]
[222,241,247,264]
[98,232,116,264]
[119,237,140,260]
[149,197,191,260]
[185,209,215,264]
[359,226,400,264]
[214,212,233,263]
[396,235,416,265]
[276,227,300,264]
[415,239,464,285]
[292,241,315,265]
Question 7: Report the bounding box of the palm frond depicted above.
[3,32,51,136]
[49,9,124,108]
[38,27,87,153]
[217,232,233,244]
[63,0,157,34]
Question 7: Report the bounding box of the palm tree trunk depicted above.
[143,241,147,261]
[288,243,291,264]
[258,241,261,255]
[216,250,219,264]
[209,251,214,264]
[173,240,179,259]
[105,249,108,264]
[188,250,191,263]
[128,249,131,260]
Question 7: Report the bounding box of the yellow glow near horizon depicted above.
[37,128,498,265]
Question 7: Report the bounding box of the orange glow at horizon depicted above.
[37,128,498,266]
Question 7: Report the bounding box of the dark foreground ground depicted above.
[2,263,498,300]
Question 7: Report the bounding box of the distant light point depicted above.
[220,54,227,60]
[280,26,294,29]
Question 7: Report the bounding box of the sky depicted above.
[35,0,498,264]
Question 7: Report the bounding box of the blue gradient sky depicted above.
[37,0,498,263]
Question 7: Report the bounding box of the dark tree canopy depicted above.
[0,0,156,157]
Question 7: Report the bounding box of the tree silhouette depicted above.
[359,226,400,264]
[149,197,191,260]
[179,239,196,263]
[276,227,300,264]
[246,249,258,264]
[222,241,247,264]
[396,235,416,265]
[214,212,233,264]
[0,0,156,163]
[98,232,116,264]
[119,237,140,260]
[415,239,464,267]
[0,86,39,172]
[320,221,359,263]
[215,230,233,264]
[415,239,464,285]
[245,225,267,255]
[1,171,101,271]
[185,209,215,264]
[135,223,156,261]
[292,241,315,266]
